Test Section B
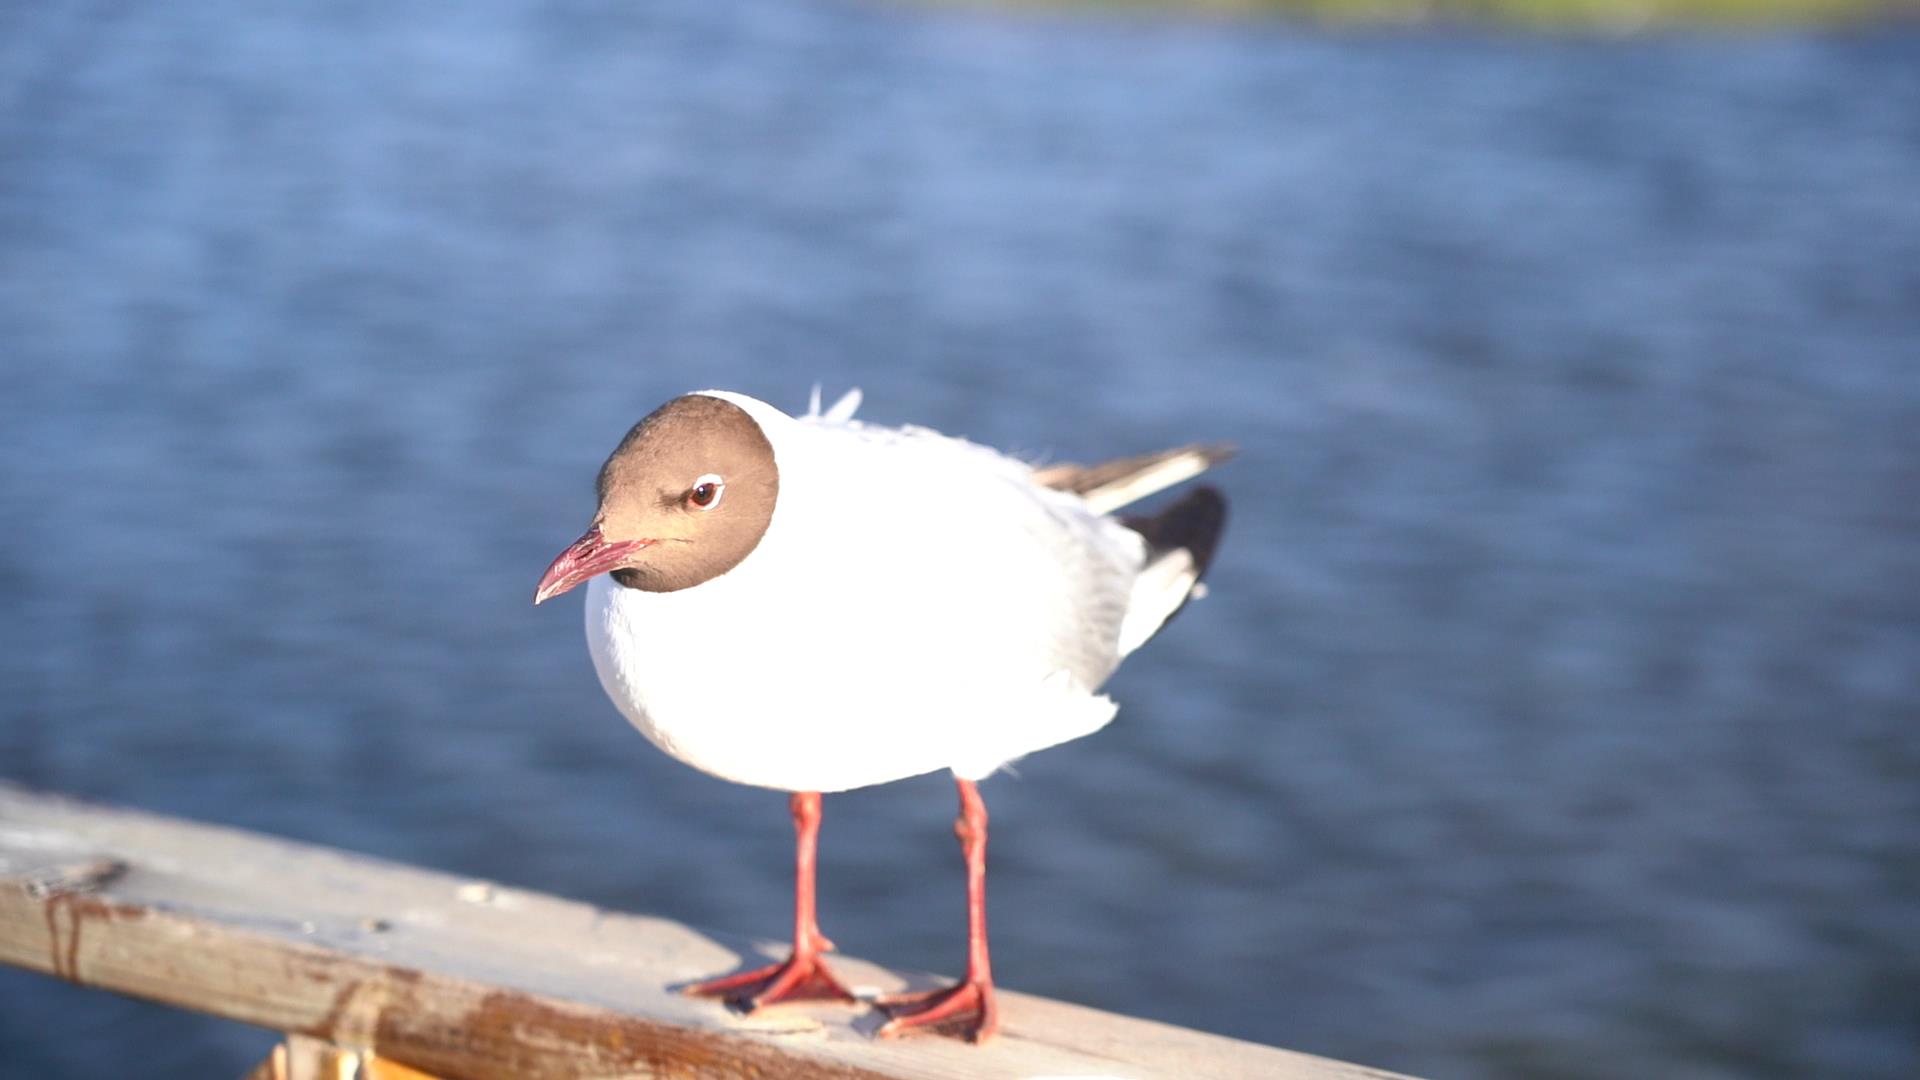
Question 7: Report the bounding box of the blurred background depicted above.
[3,1,1917,1077]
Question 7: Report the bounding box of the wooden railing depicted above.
[0,782,1406,1079]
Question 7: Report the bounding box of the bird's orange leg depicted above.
[684,791,857,1010]
[877,777,1000,1043]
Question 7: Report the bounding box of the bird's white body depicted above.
[582,390,1200,792]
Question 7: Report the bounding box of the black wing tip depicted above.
[1124,485,1229,583]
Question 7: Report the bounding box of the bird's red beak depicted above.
[534,526,651,605]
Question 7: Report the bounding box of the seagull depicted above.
[534,389,1229,1043]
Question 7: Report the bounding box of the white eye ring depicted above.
[688,473,725,510]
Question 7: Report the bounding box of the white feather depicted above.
[822,387,862,423]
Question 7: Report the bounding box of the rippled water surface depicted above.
[2,3,1917,1077]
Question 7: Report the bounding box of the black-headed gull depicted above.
[535,389,1229,1043]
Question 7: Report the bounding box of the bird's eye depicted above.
[687,474,725,510]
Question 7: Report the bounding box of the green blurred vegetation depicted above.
[1299,0,1886,25]
[996,0,1907,26]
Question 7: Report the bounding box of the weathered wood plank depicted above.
[0,782,1408,1080]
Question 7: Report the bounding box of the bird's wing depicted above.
[1031,443,1235,516]
[785,404,1231,679]
[784,417,1146,693]
[1036,445,1232,657]
[1115,486,1227,656]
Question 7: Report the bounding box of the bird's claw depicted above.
[876,977,999,1043]
[683,951,857,1012]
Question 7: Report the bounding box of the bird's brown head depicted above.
[534,394,780,603]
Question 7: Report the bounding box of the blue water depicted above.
[3,3,1918,1077]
